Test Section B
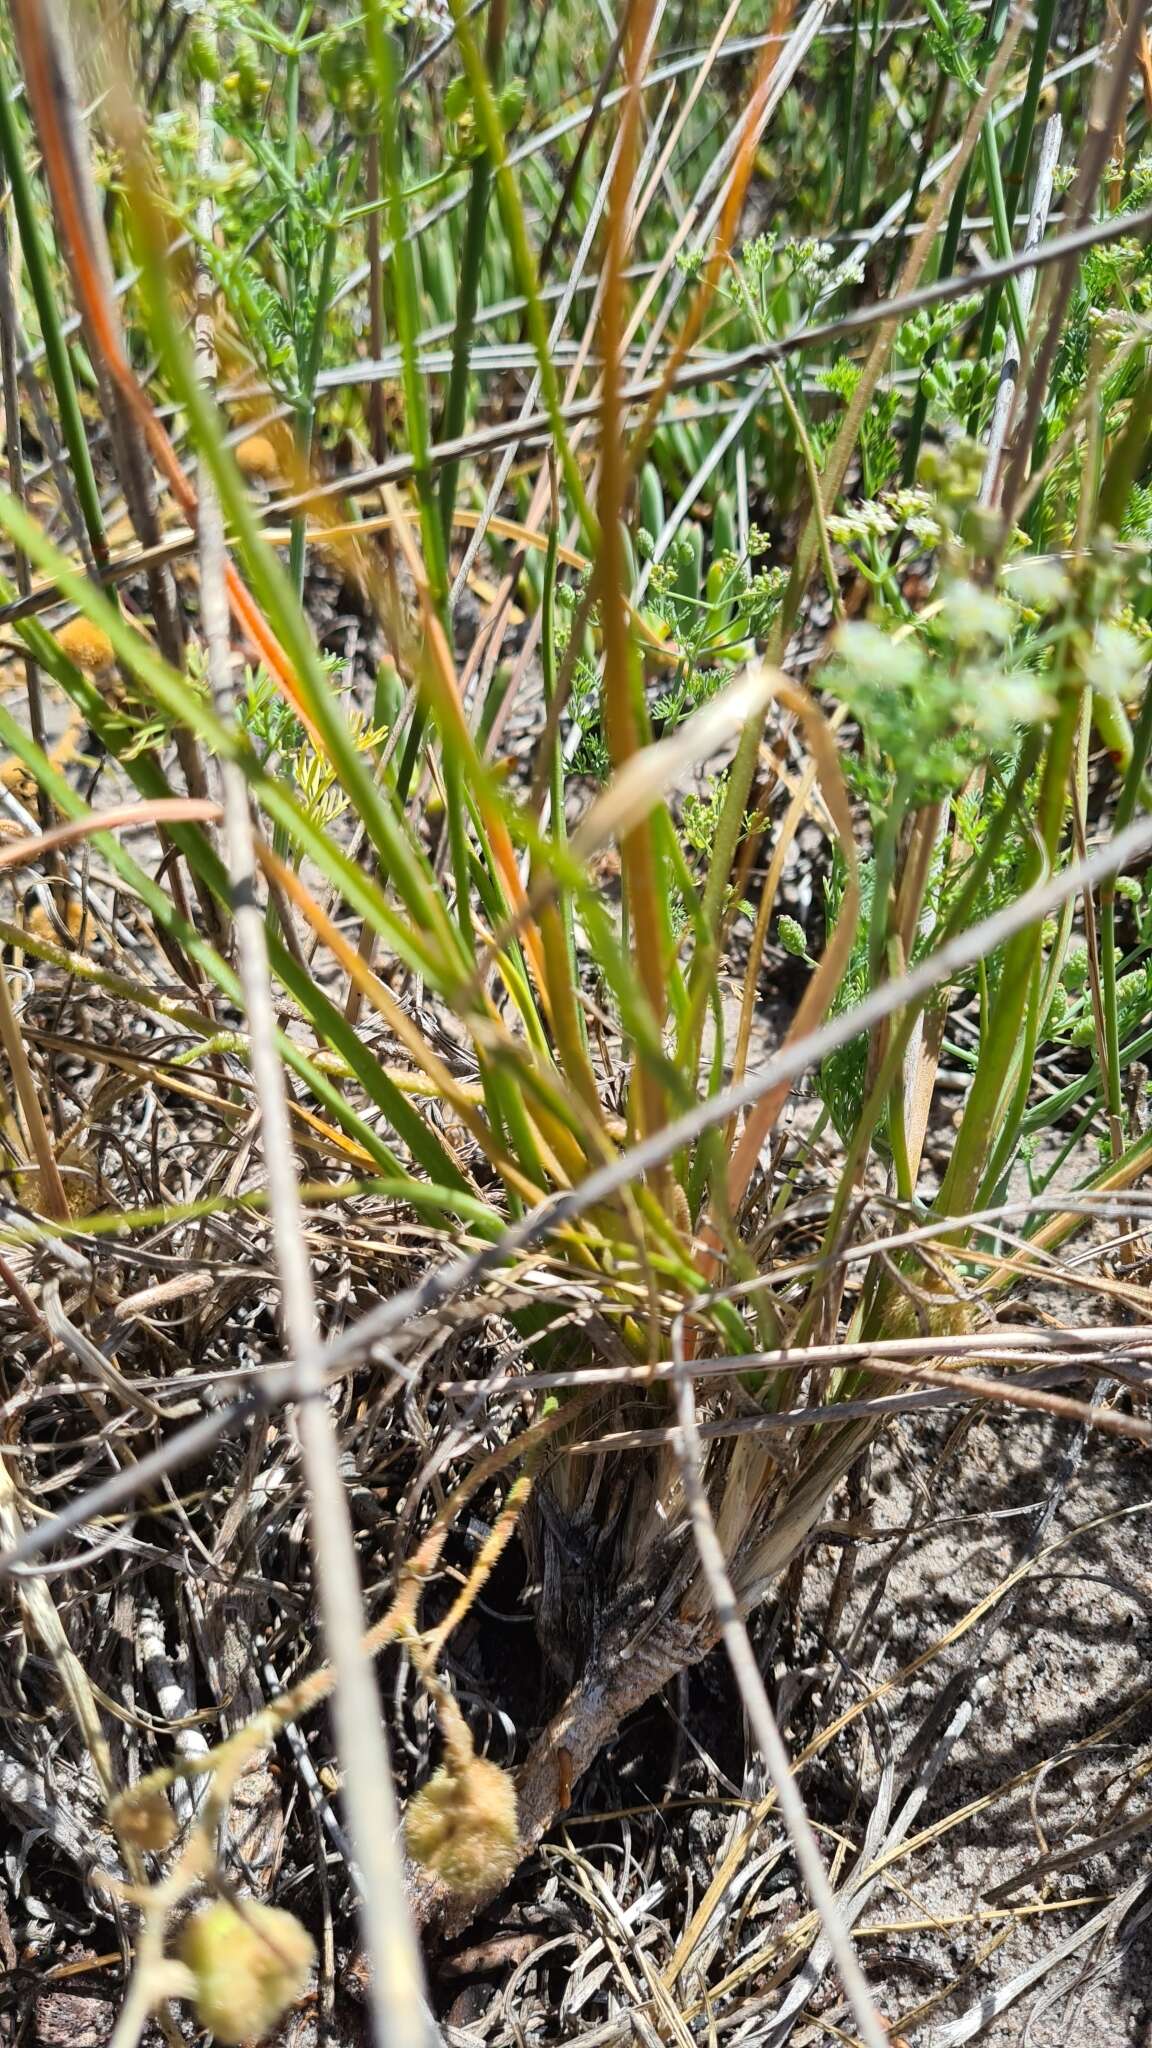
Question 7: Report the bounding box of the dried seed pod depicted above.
[177,1900,315,2045]
[405,1752,519,1896]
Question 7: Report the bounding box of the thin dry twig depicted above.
[191,71,431,2048]
[667,1326,890,2048]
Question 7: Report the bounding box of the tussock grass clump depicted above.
[0,0,1149,2042]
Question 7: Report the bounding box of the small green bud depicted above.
[186,29,221,83]
[778,915,809,960]
[374,657,404,732]
[1046,984,1069,1032]
[443,74,472,121]
[224,37,267,117]
[318,32,376,129]
[878,1263,976,1341]
[498,82,527,132]
[1061,940,1089,991]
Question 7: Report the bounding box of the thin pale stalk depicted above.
[194,87,430,2032]
[670,1367,890,2048]
[0,963,68,1219]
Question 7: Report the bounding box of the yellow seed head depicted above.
[22,895,91,953]
[234,433,281,484]
[54,616,116,676]
[0,758,35,803]
[878,1268,976,1343]
[667,1177,692,1240]
[23,1139,98,1221]
[405,1754,519,1896]
[177,1901,315,2045]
